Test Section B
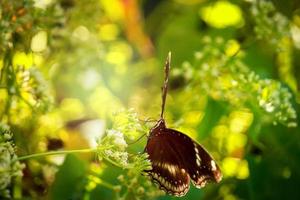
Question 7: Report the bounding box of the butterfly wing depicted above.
[145,127,190,196]
[162,128,222,188]
[145,120,222,196]
[172,129,222,188]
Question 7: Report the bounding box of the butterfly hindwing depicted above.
[163,127,222,188]
[147,160,190,196]
[183,136,222,188]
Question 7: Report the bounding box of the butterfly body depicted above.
[145,119,222,196]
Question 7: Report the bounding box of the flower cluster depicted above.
[96,109,151,169]
[177,37,297,127]
[94,109,160,199]
[0,123,24,198]
[116,154,163,200]
[256,79,297,126]
[96,129,129,168]
[15,65,53,113]
[250,0,290,50]
[0,62,53,127]
[112,108,150,142]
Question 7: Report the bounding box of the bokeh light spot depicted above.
[200,1,244,28]
[60,98,85,120]
[13,52,33,68]
[229,110,253,133]
[73,26,90,41]
[99,24,119,41]
[222,157,249,179]
[31,31,48,52]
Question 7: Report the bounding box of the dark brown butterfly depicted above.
[144,52,222,196]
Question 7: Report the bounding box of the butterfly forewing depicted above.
[145,121,190,196]
[145,119,222,196]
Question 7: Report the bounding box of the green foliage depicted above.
[0,1,56,119]
[0,0,300,199]
[50,154,87,200]
[0,0,61,53]
[180,37,297,127]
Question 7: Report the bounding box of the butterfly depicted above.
[144,52,222,196]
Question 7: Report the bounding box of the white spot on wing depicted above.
[211,160,217,171]
[196,158,201,166]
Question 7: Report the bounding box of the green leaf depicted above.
[50,154,87,200]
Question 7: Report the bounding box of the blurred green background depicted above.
[1,0,300,199]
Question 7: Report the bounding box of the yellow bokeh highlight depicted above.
[212,125,229,150]
[213,124,230,138]
[229,110,253,133]
[9,100,33,125]
[219,74,236,89]
[0,90,8,115]
[177,126,198,139]
[212,110,252,156]
[226,132,247,154]
[100,0,124,21]
[113,110,132,128]
[225,40,241,57]
[106,51,127,65]
[31,31,48,52]
[33,54,44,66]
[13,52,34,68]
[222,157,249,179]
[236,160,249,179]
[86,178,97,191]
[88,85,123,118]
[200,1,244,28]
[175,0,206,5]
[182,111,204,126]
[59,129,69,143]
[60,98,85,120]
[38,112,64,136]
[90,163,104,175]
[98,23,119,41]
[73,26,90,41]
[106,42,132,66]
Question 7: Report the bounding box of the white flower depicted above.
[118,152,128,167]
[114,137,127,151]
[104,150,113,156]
[106,129,127,151]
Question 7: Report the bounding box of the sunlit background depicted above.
[1,0,300,199]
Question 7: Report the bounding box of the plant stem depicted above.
[99,180,116,191]
[88,170,116,190]
[17,148,96,161]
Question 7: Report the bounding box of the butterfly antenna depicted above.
[160,52,171,119]
[138,117,157,123]
[128,133,148,145]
